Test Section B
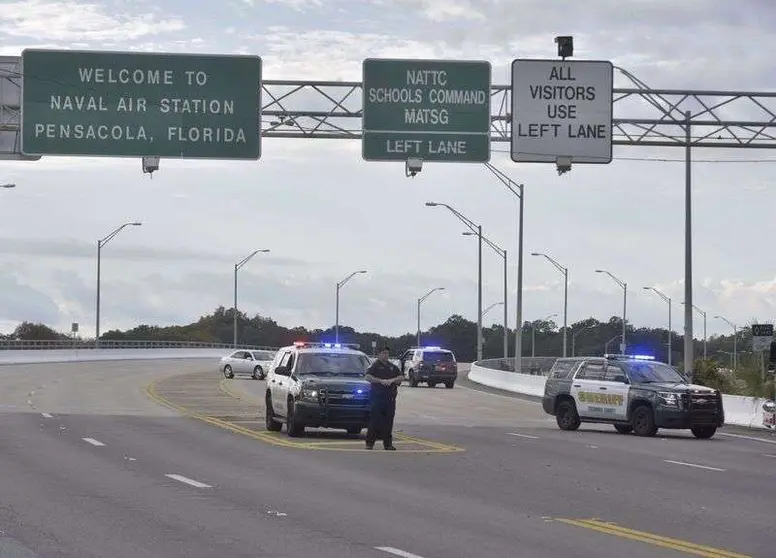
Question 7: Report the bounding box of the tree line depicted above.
[6,306,762,365]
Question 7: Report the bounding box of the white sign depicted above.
[510,59,613,164]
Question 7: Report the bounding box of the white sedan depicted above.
[219,349,276,380]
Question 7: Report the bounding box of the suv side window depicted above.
[604,363,628,383]
[277,351,293,374]
[549,359,576,380]
[576,361,605,381]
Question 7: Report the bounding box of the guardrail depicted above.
[0,348,236,365]
[0,339,279,351]
[469,359,772,430]
[477,356,558,376]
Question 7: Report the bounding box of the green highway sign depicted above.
[362,58,491,162]
[361,132,490,162]
[21,49,261,159]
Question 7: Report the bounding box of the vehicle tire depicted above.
[223,365,234,379]
[265,395,282,432]
[691,426,717,439]
[631,405,658,437]
[444,381,455,389]
[614,424,633,434]
[286,400,305,438]
[409,371,419,387]
[252,365,264,380]
[346,427,361,436]
[555,400,581,431]
[428,382,437,388]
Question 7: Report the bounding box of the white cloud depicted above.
[0,1,185,42]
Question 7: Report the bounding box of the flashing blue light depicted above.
[632,354,655,360]
[423,346,442,350]
[356,389,364,394]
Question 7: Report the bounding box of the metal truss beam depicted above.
[2,57,776,159]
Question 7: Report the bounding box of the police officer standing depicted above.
[365,346,403,450]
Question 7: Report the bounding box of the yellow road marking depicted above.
[146,379,463,453]
[557,518,752,558]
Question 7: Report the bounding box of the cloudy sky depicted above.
[0,0,775,340]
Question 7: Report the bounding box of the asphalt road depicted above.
[1,359,774,557]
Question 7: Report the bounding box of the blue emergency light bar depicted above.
[293,341,360,350]
[604,354,655,361]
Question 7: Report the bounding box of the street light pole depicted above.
[532,252,569,357]
[643,286,672,365]
[95,222,142,348]
[596,269,627,355]
[425,202,483,361]
[686,303,707,359]
[233,249,270,348]
[714,315,738,369]
[484,163,524,372]
[335,270,367,343]
[532,313,558,357]
[417,287,445,347]
[572,324,597,357]
[464,231,508,359]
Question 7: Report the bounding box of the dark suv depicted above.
[542,354,724,439]
[265,342,372,437]
[399,346,458,388]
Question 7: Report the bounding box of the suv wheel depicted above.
[691,426,717,439]
[556,400,581,431]
[286,400,305,437]
[444,380,455,389]
[614,424,633,434]
[265,395,282,432]
[631,405,658,437]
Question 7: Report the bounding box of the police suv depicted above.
[399,346,458,388]
[542,354,724,439]
[264,341,372,437]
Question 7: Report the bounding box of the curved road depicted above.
[0,359,774,557]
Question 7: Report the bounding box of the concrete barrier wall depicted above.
[0,348,230,365]
[469,361,772,430]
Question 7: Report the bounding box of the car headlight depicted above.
[658,392,680,407]
[301,388,319,400]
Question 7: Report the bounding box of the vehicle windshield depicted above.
[624,361,686,383]
[250,350,275,360]
[296,352,369,376]
[422,351,454,363]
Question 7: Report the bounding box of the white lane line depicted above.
[506,432,539,439]
[165,474,212,488]
[762,453,776,458]
[720,432,776,445]
[664,459,726,472]
[375,547,425,558]
[82,437,105,447]
[41,413,53,418]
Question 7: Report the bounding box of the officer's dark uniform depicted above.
[365,357,402,450]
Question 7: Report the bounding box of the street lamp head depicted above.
[642,286,651,291]
[1,183,15,189]
[595,269,604,274]
[462,232,474,236]
[130,222,142,226]
[530,252,542,256]
[357,270,367,274]
[259,249,271,253]
[424,202,439,207]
